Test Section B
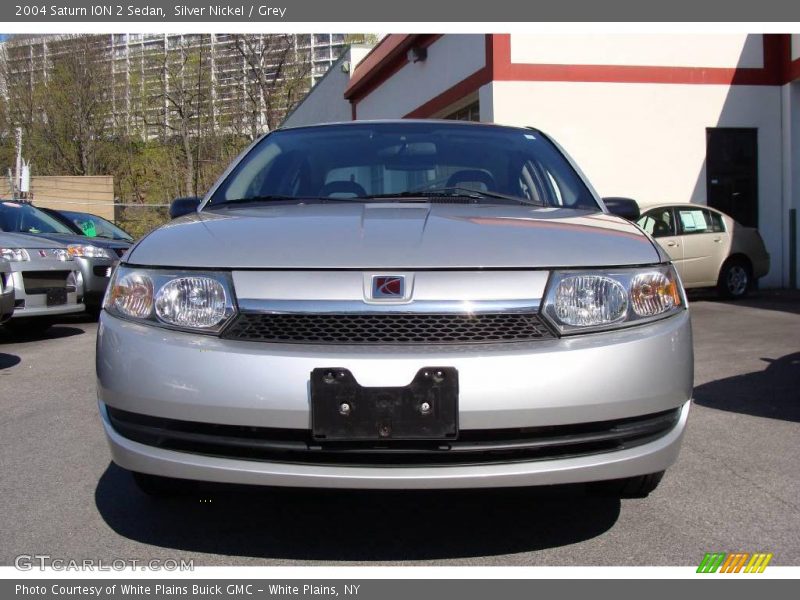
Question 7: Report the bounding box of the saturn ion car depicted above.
[0,201,129,314]
[0,231,84,331]
[636,204,769,299]
[97,121,693,498]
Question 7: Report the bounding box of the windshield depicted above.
[59,210,134,242]
[0,201,76,235]
[208,122,600,209]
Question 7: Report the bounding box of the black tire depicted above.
[590,471,665,499]
[2,318,53,335]
[131,471,191,497]
[717,257,751,300]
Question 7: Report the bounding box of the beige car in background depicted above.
[637,204,770,299]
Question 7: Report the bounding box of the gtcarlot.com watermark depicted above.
[14,554,194,571]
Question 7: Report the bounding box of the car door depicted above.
[637,207,685,278]
[675,207,728,287]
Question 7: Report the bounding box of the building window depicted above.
[444,101,480,122]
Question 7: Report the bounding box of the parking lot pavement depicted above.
[1,294,798,567]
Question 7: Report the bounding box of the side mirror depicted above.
[603,197,640,221]
[169,196,202,219]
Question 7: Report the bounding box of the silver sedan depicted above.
[0,231,84,331]
[97,121,693,498]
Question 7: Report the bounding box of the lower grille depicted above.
[106,407,680,467]
[222,312,555,345]
[21,271,71,294]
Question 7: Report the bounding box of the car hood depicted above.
[127,203,660,269]
[0,231,69,249]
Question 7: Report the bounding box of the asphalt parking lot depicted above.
[1,292,798,566]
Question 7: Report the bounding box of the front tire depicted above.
[717,258,751,299]
[590,471,665,498]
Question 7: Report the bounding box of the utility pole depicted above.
[14,127,22,200]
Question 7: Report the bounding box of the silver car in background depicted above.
[0,258,14,323]
[0,201,127,315]
[0,232,84,331]
[97,121,693,498]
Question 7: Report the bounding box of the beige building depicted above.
[0,176,115,221]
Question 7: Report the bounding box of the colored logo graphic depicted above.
[697,552,773,573]
[372,276,405,299]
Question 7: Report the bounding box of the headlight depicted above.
[104,266,236,333]
[108,270,154,319]
[0,248,30,262]
[68,244,112,259]
[543,264,685,334]
[155,277,228,328]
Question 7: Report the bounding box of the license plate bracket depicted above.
[311,367,458,441]
[46,288,67,306]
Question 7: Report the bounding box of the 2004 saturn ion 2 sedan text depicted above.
[97,121,693,498]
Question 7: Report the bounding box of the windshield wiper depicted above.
[213,188,543,207]
[365,187,543,206]
[213,194,325,205]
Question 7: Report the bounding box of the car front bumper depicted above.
[8,268,84,319]
[97,309,693,489]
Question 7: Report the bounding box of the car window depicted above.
[209,123,600,210]
[59,210,134,242]
[637,208,676,237]
[705,210,725,233]
[0,201,75,235]
[677,208,714,235]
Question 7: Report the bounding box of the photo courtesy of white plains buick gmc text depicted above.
[96,121,693,497]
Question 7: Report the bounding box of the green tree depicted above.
[230,34,312,138]
[34,36,112,176]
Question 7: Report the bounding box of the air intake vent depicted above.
[222,312,555,345]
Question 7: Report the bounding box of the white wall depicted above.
[282,47,372,128]
[490,80,784,287]
[356,35,485,119]
[511,34,764,69]
[792,34,800,61]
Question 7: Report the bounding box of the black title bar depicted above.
[3,0,800,22]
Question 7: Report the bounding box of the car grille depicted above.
[221,312,555,345]
[106,407,681,467]
[21,271,71,294]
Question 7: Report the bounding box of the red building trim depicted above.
[345,34,442,104]
[788,57,800,83]
[404,34,495,118]
[404,68,491,118]
[350,33,798,121]
[491,33,790,86]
